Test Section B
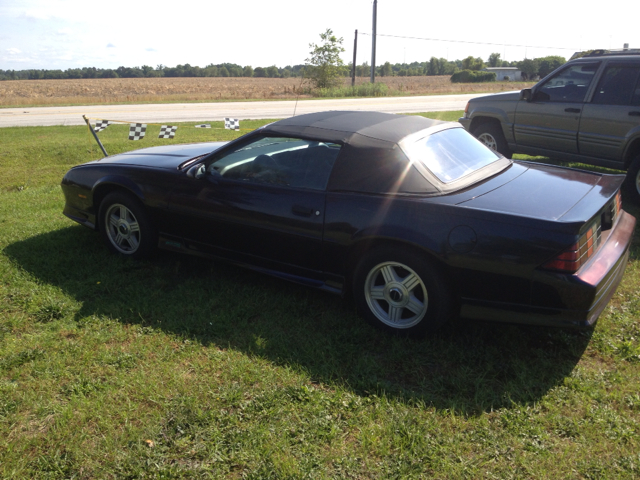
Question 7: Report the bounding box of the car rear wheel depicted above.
[98,191,156,258]
[472,122,512,159]
[354,248,452,337]
[624,154,640,204]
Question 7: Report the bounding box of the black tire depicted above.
[353,248,452,337]
[472,122,512,159]
[98,191,157,258]
[623,154,640,204]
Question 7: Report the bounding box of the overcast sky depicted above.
[1,0,638,71]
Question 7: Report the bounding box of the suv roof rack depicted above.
[582,48,640,57]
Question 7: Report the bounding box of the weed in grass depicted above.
[33,299,68,323]
[30,449,79,479]
[1,348,46,370]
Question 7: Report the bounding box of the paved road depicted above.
[0,94,479,128]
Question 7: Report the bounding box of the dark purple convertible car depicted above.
[61,111,635,336]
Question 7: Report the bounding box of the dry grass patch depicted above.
[0,76,534,107]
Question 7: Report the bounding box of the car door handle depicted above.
[629,111,640,117]
[292,205,314,217]
[564,108,581,113]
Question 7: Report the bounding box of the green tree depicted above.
[265,65,279,78]
[356,62,370,77]
[101,69,118,78]
[488,52,501,67]
[305,28,346,89]
[537,56,566,78]
[380,61,393,77]
[517,58,540,80]
[461,56,484,71]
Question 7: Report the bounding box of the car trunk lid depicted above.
[457,161,623,222]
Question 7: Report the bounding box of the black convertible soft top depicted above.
[262,110,445,144]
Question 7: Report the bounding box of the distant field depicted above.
[0,76,533,107]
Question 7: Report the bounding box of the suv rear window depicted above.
[592,65,640,106]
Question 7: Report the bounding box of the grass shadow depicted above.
[4,225,592,415]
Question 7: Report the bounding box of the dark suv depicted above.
[459,49,640,202]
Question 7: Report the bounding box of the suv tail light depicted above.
[543,219,602,273]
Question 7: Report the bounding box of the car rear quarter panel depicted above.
[322,192,574,306]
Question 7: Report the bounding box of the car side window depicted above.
[534,63,600,103]
[209,136,340,190]
[592,65,640,106]
[633,78,640,107]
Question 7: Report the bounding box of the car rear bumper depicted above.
[460,210,636,328]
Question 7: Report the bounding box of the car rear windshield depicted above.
[406,128,501,183]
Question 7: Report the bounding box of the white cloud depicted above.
[106,43,116,48]
[7,48,22,55]
[56,28,72,36]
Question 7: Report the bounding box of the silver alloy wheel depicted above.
[477,132,498,152]
[105,203,141,254]
[364,261,429,329]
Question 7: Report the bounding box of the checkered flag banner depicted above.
[194,124,211,128]
[128,123,147,140]
[225,118,240,131]
[158,125,178,139]
[94,120,112,132]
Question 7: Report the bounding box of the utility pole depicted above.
[370,0,377,83]
[352,29,358,86]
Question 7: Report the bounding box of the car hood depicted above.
[458,162,615,221]
[471,90,521,103]
[93,142,228,169]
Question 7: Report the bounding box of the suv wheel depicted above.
[472,122,512,159]
[624,154,640,204]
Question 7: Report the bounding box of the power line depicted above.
[359,32,577,52]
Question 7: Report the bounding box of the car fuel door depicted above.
[514,62,601,154]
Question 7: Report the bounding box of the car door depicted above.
[166,135,340,279]
[578,62,640,163]
[514,62,601,154]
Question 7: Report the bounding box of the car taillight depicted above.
[543,219,602,273]
[613,190,622,223]
[464,102,470,116]
[602,190,623,230]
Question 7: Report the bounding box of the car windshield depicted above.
[406,128,501,183]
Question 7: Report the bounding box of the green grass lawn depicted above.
[1,113,640,478]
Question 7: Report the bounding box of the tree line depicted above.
[0,54,567,82]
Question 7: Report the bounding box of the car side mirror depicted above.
[520,88,533,102]
[186,164,207,179]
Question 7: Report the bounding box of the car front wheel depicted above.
[353,248,452,337]
[98,191,156,258]
[472,122,512,159]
